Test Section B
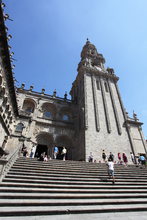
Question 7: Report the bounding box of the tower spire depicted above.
[77,40,105,72]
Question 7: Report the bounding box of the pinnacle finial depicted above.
[86,38,90,44]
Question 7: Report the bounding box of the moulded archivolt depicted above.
[0,85,5,97]
[0,74,2,86]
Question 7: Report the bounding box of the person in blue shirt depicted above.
[54,146,58,159]
[139,155,146,167]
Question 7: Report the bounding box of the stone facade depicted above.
[0,3,18,157]
[0,3,146,163]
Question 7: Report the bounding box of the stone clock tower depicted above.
[70,40,146,162]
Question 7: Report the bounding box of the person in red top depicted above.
[122,153,128,166]
[118,152,121,163]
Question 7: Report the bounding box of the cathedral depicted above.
[0,2,146,164]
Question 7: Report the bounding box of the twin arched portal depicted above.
[35,132,73,160]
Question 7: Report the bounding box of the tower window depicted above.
[104,82,109,93]
[96,80,100,90]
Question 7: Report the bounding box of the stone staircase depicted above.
[0,157,147,217]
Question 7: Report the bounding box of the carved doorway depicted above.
[36,132,54,158]
[55,135,73,160]
[35,144,47,158]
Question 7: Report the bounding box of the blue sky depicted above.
[4,0,147,137]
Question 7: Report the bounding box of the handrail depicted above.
[0,146,21,181]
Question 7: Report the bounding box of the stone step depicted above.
[3,177,147,185]
[0,192,147,202]
[14,160,140,169]
[1,157,147,217]
[1,182,147,189]
[13,160,140,167]
[0,204,147,217]
[4,174,147,182]
[9,166,147,173]
[16,158,136,166]
[7,170,147,179]
[14,161,103,168]
[0,198,147,206]
[11,165,146,174]
[0,186,147,194]
[13,158,137,166]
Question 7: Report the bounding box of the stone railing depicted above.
[0,146,21,181]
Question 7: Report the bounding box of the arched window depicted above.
[22,99,35,113]
[42,103,56,120]
[59,107,72,122]
[15,123,24,132]
[43,111,52,118]
[104,82,109,93]
[62,114,69,121]
[96,80,100,90]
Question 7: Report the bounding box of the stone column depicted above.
[107,79,122,135]
[91,74,100,132]
[100,78,111,133]
[84,74,88,129]
[138,127,147,155]
[115,83,136,160]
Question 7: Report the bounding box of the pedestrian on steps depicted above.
[130,152,135,164]
[30,143,36,158]
[122,153,128,166]
[61,147,67,161]
[88,152,93,162]
[118,152,121,164]
[107,158,115,184]
[102,150,106,162]
[108,152,114,162]
[54,146,58,159]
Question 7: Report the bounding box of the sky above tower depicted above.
[3,0,147,137]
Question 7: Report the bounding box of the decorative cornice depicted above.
[17,88,72,104]
[126,119,143,126]
[78,66,119,82]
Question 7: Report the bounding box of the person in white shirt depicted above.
[61,147,67,161]
[130,152,135,164]
[107,158,115,184]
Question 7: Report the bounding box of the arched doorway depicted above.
[35,133,54,158]
[55,135,73,160]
